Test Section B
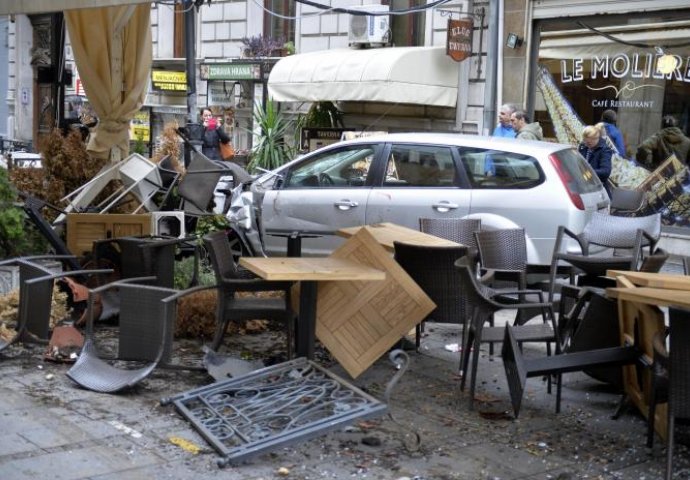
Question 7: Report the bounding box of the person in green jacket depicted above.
[636,115,690,170]
[510,110,544,141]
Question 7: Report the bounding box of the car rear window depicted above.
[551,148,603,194]
[459,148,544,189]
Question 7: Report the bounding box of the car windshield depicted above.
[284,146,376,188]
[551,148,603,194]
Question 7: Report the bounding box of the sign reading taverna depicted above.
[446,19,473,62]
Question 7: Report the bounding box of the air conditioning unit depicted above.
[348,5,391,47]
[151,211,186,239]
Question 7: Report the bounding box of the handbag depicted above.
[219,141,235,160]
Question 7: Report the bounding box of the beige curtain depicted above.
[65,5,152,162]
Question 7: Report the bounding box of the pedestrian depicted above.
[578,123,612,195]
[510,110,543,141]
[492,103,518,138]
[601,109,626,157]
[636,115,690,170]
[200,107,232,163]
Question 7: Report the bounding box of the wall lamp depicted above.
[506,32,523,49]
[656,46,679,75]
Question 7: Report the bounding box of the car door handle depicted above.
[334,200,359,210]
[432,201,459,212]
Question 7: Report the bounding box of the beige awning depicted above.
[0,1,152,14]
[268,46,460,108]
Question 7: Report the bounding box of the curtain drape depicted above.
[65,5,152,163]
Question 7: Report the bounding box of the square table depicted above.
[238,256,385,359]
[337,222,462,253]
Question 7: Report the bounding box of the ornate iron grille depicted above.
[162,357,388,466]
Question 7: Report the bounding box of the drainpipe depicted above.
[482,0,499,136]
[184,0,199,167]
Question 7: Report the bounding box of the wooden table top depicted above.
[336,223,461,252]
[607,286,690,309]
[606,270,690,291]
[239,256,386,282]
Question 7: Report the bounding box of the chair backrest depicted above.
[118,237,177,288]
[474,228,527,271]
[453,257,502,319]
[393,242,468,324]
[203,230,241,280]
[117,282,178,362]
[580,212,661,249]
[419,217,480,249]
[18,260,56,340]
[609,185,645,214]
[669,307,690,419]
[178,151,225,214]
[638,247,669,273]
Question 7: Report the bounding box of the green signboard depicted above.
[200,63,262,81]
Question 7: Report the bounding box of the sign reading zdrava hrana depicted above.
[151,70,187,92]
[200,63,262,81]
[446,19,473,62]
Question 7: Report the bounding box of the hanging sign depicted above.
[446,18,473,62]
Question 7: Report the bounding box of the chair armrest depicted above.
[491,288,545,303]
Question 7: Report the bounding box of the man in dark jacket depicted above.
[636,115,690,170]
[578,124,612,196]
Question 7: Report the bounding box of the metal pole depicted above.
[184,0,198,167]
[482,0,499,136]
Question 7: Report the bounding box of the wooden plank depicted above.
[239,257,385,282]
[316,227,436,378]
[337,223,461,252]
[606,270,690,291]
[607,286,690,309]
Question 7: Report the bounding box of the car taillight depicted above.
[550,153,584,210]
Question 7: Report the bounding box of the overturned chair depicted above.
[0,256,110,353]
[502,324,641,417]
[66,278,214,393]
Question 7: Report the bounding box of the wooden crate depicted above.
[66,213,152,257]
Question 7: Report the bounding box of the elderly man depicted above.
[510,110,543,141]
[492,103,518,138]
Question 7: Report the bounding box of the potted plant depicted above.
[247,100,295,173]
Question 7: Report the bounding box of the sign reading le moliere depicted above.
[447,19,473,62]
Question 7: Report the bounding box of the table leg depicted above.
[296,280,317,359]
[287,234,302,257]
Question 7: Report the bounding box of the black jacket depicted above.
[201,126,231,162]
[578,138,612,190]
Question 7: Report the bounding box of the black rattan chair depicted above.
[647,331,668,448]
[661,307,690,480]
[418,217,481,253]
[454,257,559,410]
[203,230,296,357]
[393,242,469,352]
[547,212,661,301]
[66,279,213,392]
[0,257,111,352]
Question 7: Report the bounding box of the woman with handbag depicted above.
[200,108,233,164]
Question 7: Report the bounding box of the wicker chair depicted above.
[547,212,661,302]
[661,307,690,480]
[392,242,469,352]
[0,257,111,353]
[66,278,210,393]
[416,217,480,350]
[454,257,558,410]
[203,231,296,357]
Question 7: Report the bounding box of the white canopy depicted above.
[0,0,152,14]
[268,46,460,108]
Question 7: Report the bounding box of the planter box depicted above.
[66,213,152,257]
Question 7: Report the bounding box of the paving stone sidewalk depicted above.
[0,312,688,480]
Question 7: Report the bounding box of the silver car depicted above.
[227,133,610,264]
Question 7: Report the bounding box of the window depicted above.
[264,0,295,44]
[284,146,377,188]
[383,145,456,187]
[389,0,425,46]
[173,3,185,58]
[459,148,544,189]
